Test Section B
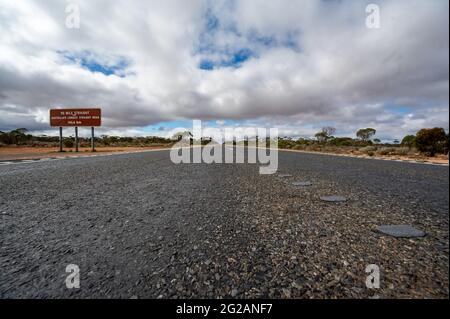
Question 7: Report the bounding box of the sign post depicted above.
[50,108,101,152]
[91,126,95,152]
[59,127,63,152]
[75,127,79,152]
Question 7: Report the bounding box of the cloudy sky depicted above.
[0,0,448,141]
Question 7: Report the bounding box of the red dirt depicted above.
[0,146,170,161]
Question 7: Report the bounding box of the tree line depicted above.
[0,128,173,148]
[292,126,449,157]
[1,126,449,156]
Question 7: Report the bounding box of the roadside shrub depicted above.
[306,144,322,152]
[292,144,304,150]
[401,135,416,148]
[328,137,355,147]
[0,129,29,145]
[415,127,447,156]
[64,139,74,148]
[296,138,310,145]
[392,147,410,156]
[278,138,297,149]
[31,141,56,147]
[376,147,394,155]
[0,133,11,145]
[325,146,338,153]
[360,146,377,153]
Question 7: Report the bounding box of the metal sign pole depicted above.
[59,127,63,152]
[75,127,79,152]
[91,126,95,152]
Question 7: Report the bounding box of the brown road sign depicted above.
[50,108,101,127]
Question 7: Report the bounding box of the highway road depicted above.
[0,148,448,298]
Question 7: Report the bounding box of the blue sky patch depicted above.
[199,48,255,70]
[199,59,215,70]
[195,7,300,71]
[58,50,130,77]
[142,120,194,133]
[390,106,411,115]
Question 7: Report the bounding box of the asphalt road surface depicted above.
[0,148,448,298]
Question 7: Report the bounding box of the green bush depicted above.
[401,135,416,148]
[328,137,354,147]
[415,128,447,156]
[356,128,376,141]
[64,139,74,148]
[296,138,311,145]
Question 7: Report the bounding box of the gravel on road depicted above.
[0,148,448,298]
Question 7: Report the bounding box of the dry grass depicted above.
[281,145,448,165]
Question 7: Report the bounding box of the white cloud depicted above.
[0,0,448,140]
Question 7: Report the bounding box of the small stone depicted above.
[231,289,238,297]
[292,181,312,186]
[278,174,292,178]
[157,236,164,241]
[291,281,302,289]
[282,288,292,298]
[377,225,426,238]
[320,195,347,202]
